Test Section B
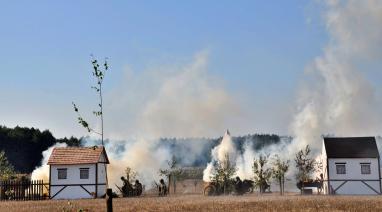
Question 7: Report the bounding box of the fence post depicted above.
[106,188,113,212]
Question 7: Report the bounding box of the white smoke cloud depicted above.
[31,50,243,191]
[203,130,238,182]
[106,50,240,140]
[99,51,241,189]
[30,1,382,193]
[31,142,67,182]
[289,0,382,155]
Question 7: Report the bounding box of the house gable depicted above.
[48,146,109,199]
[324,137,379,158]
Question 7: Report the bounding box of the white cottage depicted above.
[321,137,381,195]
[47,146,109,199]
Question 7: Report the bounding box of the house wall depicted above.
[50,163,108,199]
[321,142,329,194]
[97,163,107,197]
[327,158,381,195]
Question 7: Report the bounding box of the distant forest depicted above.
[0,126,80,173]
[158,134,289,167]
[0,125,289,174]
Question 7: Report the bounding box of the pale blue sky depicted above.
[0,1,331,138]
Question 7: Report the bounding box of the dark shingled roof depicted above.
[324,137,379,158]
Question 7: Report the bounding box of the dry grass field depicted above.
[1,194,382,212]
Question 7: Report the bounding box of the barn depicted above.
[47,146,109,199]
[321,137,381,195]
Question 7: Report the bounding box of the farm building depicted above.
[321,137,381,195]
[47,146,109,199]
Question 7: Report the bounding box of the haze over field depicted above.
[0,1,381,190]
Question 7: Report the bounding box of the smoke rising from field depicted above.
[289,0,382,156]
[31,51,245,190]
[31,1,382,192]
[31,143,67,181]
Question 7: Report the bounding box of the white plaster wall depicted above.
[321,142,329,194]
[50,164,96,199]
[328,158,379,180]
[328,158,381,195]
[330,180,380,195]
[97,163,107,197]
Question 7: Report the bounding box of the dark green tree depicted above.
[0,151,15,180]
[72,57,109,145]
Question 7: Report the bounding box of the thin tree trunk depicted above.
[167,174,171,195]
[99,83,104,146]
[173,177,176,194]
[281,175,285,195]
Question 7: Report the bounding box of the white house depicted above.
[47,146,109,199]
[321,137,381,195]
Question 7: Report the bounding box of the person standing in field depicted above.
[159,179,167,196]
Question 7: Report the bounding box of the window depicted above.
[80,168,89,179]
[361,163,371,174]
[336,163,346,174]
[57,168,67,179]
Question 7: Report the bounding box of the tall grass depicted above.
[0,194,382,212]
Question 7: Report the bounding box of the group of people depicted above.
[119,176,143,197]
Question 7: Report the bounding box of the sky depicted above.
[1,1,379,139]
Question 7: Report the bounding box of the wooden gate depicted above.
[0,180,48,201]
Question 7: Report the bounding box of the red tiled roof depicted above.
[47,146,109,165]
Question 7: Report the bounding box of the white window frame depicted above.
[57,168,67,180]
[335,163,346,175]
[80,168,90,179]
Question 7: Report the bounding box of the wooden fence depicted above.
[0,180,48,201]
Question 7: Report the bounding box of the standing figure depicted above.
[235,176,243,195]
[158,179,167,196]
[134,180,143,196]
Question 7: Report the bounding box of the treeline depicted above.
[0,126,80,174]
[159,134,288,167]
[0,125,288,175]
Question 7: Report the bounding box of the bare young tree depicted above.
[124,167,138,184]
[295,145,318,193]
[210,153,237,195]
[72,57,109,145]
[159,155,182,194]
[271,154,290,195]
[253,154,272,194]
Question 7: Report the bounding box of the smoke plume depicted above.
[31,143,67,181]
[289,0,382,155]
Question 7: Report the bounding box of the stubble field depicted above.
[1,194,382,212]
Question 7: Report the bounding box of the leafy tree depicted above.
[253,154,272,193]
[295,145,317,192]
[0,151,15,180]
[271,154,289,195]
[159,155,182,194]
[210,153,237,194]
[72,57,109,145]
